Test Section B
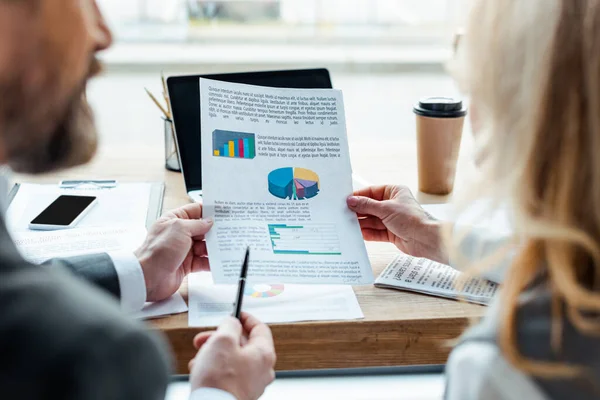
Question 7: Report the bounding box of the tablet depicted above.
[167,68,333,196]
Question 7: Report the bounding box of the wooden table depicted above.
[15,137,485,374]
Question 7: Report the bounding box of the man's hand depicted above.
[189,313,276,400]
[346,185,448,264]
[134,203,212,302]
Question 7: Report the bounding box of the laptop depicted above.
[167,68,335,203]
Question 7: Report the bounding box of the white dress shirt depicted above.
[107,251,148,313]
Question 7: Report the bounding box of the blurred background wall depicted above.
[96,0,471,73]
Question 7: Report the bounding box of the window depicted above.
[98,0,469,43]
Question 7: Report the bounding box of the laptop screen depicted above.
[167,69,333,192]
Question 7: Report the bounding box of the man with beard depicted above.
[0,1,276,399]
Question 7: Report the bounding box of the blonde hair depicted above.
[450,0,600,377]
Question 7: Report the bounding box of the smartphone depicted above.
[29,195,98,230]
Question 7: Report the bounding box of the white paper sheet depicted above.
[375,253,498,305]
[199,78,373,285]
[133,293,188,320]
[188,272,364,327]
[11,226,147,264]
[7,183,151,232]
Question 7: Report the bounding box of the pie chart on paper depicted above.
[244,283,285,299]
[268,167,320,200]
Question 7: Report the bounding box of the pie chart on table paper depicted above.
[244,284,285,298]
[268,167,320,200]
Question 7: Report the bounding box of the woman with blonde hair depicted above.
[347,0,600,398]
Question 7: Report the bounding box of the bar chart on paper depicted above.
[212,129,256,159]
[268,223,341,255]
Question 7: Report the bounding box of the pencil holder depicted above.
[164,118,181,172]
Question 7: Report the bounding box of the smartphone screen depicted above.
[30,195,97,226]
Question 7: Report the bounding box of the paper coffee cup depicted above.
[413,97,467,195]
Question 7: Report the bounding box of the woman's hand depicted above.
[347,185,448,264]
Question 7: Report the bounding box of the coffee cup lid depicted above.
[413,97,467,118]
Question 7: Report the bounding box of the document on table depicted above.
[188,272,363,327]
[200,78,373,285]
[134,293,188,320]
[6,183,152,232]
[11,226,147,264]
[375,254,498,305]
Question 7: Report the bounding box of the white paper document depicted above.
[7,183,151,232]
[133,293,188,320]
[375,254,498,305]
[200,79,373,285]
[188,272,364,327]
[12,226,147,264]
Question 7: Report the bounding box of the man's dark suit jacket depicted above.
[0,218,172,399]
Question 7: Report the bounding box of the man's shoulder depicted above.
[0,262,171,395]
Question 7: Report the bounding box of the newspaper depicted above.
[375,253,498,305]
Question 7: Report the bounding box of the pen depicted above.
[232,247,250,320]
[59,180,117,189]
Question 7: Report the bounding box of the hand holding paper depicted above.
[135,203,213,302]
[347,184,448,264]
